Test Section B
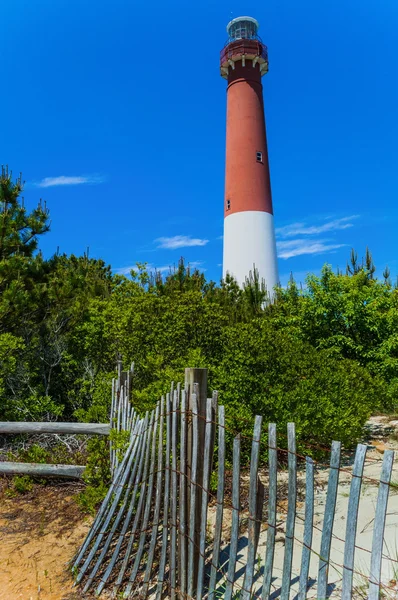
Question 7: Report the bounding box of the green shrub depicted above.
[76,436,111,514]
[213,320,387,462]
[5,475,34,497]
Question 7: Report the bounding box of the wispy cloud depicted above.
[155,235,209,249]
[35,174,106,188]
[275,215,358,259]
[276,215,359,238]
[277,239,346,259]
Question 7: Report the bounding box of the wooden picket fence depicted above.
[73,366,397,599]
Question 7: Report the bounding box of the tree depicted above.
[0,166,49,260]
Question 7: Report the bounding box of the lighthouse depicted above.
[220,16,279,294]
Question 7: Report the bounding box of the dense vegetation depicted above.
[1,168,397,460]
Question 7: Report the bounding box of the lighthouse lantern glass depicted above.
[228,19,258,41]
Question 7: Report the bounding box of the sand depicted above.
[0,482,93,600]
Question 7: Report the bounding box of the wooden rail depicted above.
[0,462,85,478]
[0,362,134,480]
[0,422,110,435]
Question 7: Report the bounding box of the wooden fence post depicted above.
[184,367,208,597]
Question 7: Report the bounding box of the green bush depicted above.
[213,320,386,461]
[5,475,34,497]
[76,436,111,514]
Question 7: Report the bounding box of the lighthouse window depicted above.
[256,152,263,163]
[226,199,231,210]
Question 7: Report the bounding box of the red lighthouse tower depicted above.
[220,16,278,293]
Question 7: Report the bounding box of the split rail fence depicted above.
[73,366,398,599]
[0,360,132,478]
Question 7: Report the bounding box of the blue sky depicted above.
[1,0,397,286]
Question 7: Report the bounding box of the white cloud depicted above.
[35,174,105,188]
[277,239,346,259]
[274,215,358,259]
[276,215,359,238]
[155,235,209,249]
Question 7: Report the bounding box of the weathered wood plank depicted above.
[341,443,367,600]
[112,412,154,591]
[178,389,188,599]
[224,435,241,600]
[0,462,85,478]
[95,413,149,596]
[73,419,142,571]
[262,423,277,600]
[141,397,165,598]
[83,419,145,593]
[281,422,297,600]
[155,395,172,600]
[242,415,263,600]
[124,403,160,596]
[368,449,394,600]
[208,405,225,599]
[76,418,146,585]
[317,441,341,599]
[110,378,116,477]
[298,457,314,600]
[187,391,199,599]
[186,370,207,595]
[0,422,110,435]
[197,398,214,600]
[114,411,154,595]
[170,390,179,600]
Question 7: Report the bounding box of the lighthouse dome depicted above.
[226,16,259,41]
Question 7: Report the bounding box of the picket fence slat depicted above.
[96,412,149,596]
[83,417,143,593]
[341,444,367,600]
[142,396,165,597]
[73,417,142,572]
[298,456,314,600]
[242,415,263,600]
[281,422,297,600]
[197,398,214,600]
[76,415,145,585]
[262,423,277,600]
[110,378,116,475]
[125,403,160,596]
[85,422,143,591]
[208,405,226,599]
[187,392,199,598]
[115,411,154,591]
[317,440,341,599]
[179,389,188,599]
[224,434,241,600]
[170,390,179,600]
[156,395,172,600]
[368,449,394,600]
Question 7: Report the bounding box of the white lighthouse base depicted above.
[223,210,279,295]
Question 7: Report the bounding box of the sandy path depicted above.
[0,482,93,600]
